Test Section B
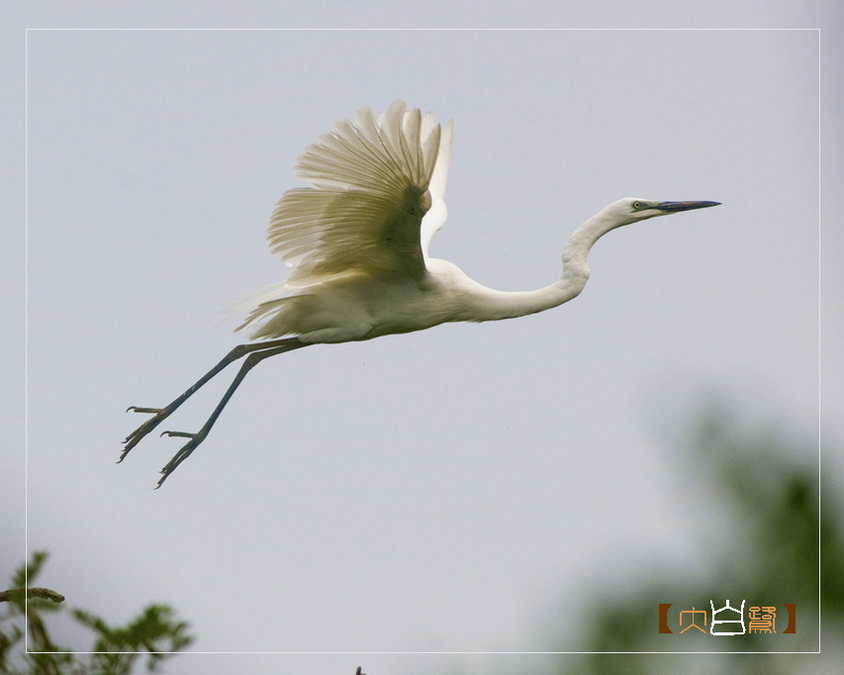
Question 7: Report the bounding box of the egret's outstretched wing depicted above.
[420,118,453,259]
[267,100,444,286]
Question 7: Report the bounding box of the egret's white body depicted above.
[121,100,719,487]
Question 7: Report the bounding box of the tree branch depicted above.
[0,587,65,603]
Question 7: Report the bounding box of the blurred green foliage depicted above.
[562,408,841,673]
[0,551,193,675]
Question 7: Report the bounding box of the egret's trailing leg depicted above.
[155,340,308,487]
[120,337,307,464]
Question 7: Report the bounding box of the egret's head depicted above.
[612,198,721,225]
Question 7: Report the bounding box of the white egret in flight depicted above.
[121,100,719,487]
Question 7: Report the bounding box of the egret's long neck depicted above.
[561,207,625,289]
[458,208,625,322]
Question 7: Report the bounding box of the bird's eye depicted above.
[632,201,642,210]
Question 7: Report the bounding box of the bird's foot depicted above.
[120,406,172,462]
[156,430,208,488]
[159,430,195,439]
[126,406,164,415]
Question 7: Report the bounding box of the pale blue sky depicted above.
[3,3,839,674]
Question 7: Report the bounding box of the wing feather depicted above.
[267,101,446,285]
[421,119,453,258]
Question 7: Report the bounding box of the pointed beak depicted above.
[654,201,721,212]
